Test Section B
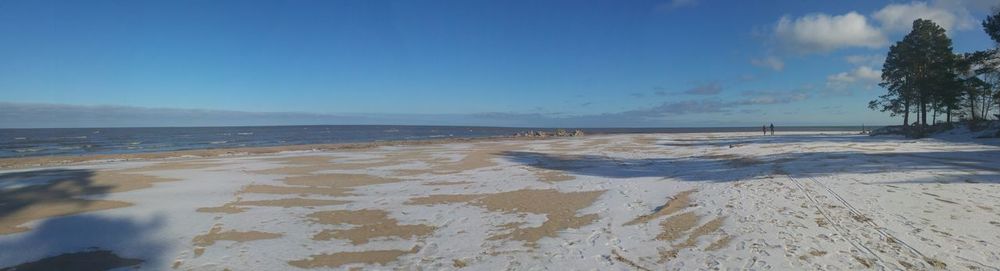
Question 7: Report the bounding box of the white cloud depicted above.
[738,90,809,105]
[655,0,699,11]
[828,66,881,84]
[845,54,886,66]
[774,12,886,53]
[765,0,989,55]
[853,66,882,82]
[827,72,856,84]
[826,66,882,93]
[751,56,785,71]
[872,1,976,33]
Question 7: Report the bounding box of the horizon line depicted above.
[0,123,889,130]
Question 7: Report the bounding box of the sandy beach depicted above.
[1,131,999,270]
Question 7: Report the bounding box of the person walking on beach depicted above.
[762,125,767,135]
[769,123,774,135]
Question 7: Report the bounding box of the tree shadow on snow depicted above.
[0,169,114,222]
[658,133,1000,148]
[0,168,170,270]
[0,214,168,270]
[500,148,1000,184]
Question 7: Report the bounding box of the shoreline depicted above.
[0,135,550,169]
[0,130,865,170]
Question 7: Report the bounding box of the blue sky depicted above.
[0,0,998,128]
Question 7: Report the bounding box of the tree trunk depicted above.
[904,100,910,126]
[946,106,951,124]
[983,93,993,120]
[970,95,977,121]
[982,95,987,120]
[920,100,927,127]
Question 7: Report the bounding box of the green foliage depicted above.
[984,10,1000,44]
[871,19,956,127]
[871,12,1000,135]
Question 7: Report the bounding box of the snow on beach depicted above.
[1,131,999,270]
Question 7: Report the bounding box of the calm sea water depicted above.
[0,125,868,158]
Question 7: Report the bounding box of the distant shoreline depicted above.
[0,129,866,169]
[0,124,884,130]
[0,125,872,160]
[0,135,526,169]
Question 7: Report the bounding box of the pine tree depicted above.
[872,42,913,126]
[979,10,1000,119]
[871,19,958,133]
[984,10,1000,44]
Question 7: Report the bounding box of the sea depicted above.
[0,125,869,158]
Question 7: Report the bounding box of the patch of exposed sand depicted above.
[192,224,282,257]
[283,173,401,188]
[405,189,604,245]
[249,156,337,175]
[423,181,474,186]
[406,194,481,205]
[1,199,130,235]
[197,196,348,214]
[239,184,351,197]
[118,161,225,173]
[96,172,178,193]
[313,224,435,245]
[624,190,695,226]
[195,204,247,214]
[396,144,523,176]
[661,216,727,260]
[287,246,420,269]
[611,249,652,271]
[192,224,283,247]
[679,219,726,247]
[656,211,700,241]
[253,150,446,176]
[633,136,657,146]
[542,141,577,152]
[531,169,576,182]
[234,198,348,208]
[587,138,611,146]
[0,169,176,234]
[309,209,435,244]
[704,234,732,251]
[604,136,660,153]
[623,189,730,263]
[197,173,395,215]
